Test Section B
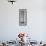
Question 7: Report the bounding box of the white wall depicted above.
[0,0,46,41]
[32,0,46,41]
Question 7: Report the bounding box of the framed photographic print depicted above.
[19,9,27,26]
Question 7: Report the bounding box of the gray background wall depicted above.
[0,0,46,41]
